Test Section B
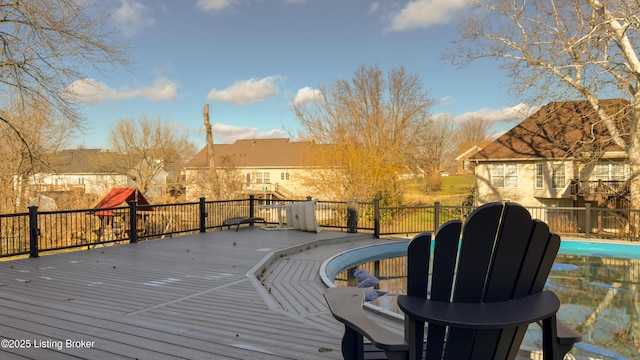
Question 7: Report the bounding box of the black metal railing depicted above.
[2,197,640,259]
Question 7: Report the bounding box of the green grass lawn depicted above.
[403,175,475,206]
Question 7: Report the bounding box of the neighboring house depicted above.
[455,142,491,175]
[30,149,129,197]
[28,149,167,200]
[470,99,630,210]
[184,138,319,201]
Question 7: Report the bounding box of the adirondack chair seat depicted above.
[398,291,560,330]
[324,202,582,360]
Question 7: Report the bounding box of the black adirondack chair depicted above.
[324,202,581,360]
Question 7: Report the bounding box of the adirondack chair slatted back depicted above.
[406,202,561,360]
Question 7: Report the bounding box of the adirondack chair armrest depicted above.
[555,319,582,356]
[556,320,582,344]
[324,287,408,353]
[397,291,561,329]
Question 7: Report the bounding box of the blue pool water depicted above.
[559,240,640,259]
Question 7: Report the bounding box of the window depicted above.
[281,172,289,181]
[491,163,518,188]
[594,163,625,181]
[594,163,625,191]
[535,163,544,189]
[252,172,270,184]
[551,163,566,189]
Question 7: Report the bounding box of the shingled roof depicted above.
[50,149,131,173]
[472,99,630,161]
[185,138,317,168]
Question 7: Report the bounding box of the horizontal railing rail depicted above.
[1,197,638,259]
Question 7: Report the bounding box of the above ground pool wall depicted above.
[320,240,408,288]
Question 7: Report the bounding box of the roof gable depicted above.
[456,141,492,161]
[473,99,629,161]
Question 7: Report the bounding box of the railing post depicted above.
[249,195,256,218]
[199,197,207,233]
[585,203,591,239]
[347,199,358,233]
[434,202,441,232]
[28,205,39,258]
[128,200,138,243]
[373,198,380,238]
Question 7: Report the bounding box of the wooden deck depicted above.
[0,227,395,360]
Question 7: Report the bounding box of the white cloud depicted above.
[67,77,178,104]
[207,76,283,105]
[195,0,239,12]
[211,123,286,143]
[388,0,468,31]
[114,0,155,37]
[142,78,179,101]
[292,87,322,105]
[452,103,539,124]
[439,95,455,106]
[196,0,306,13]
[369,2,380,13]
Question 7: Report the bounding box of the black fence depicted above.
[1,197,639,259]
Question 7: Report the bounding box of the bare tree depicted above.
[0,98,74,212]
[107,116,196,199]
[0,0,129,158]
[456,116,493,145]
[188,155,245,200]
[293,64,434,204]
[202,104,219,193]
[410,114,457,190]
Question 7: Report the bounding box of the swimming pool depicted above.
[321,239,640,360]
[559,240,640,259]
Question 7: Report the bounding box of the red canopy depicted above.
[92,188,153,216]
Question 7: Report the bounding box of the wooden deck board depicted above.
[0,294,286,360]
[0,229,386,359]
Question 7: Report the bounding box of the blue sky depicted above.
[69,0,535,149]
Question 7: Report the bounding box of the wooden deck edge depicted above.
[245,233,374,311]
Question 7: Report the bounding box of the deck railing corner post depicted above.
[249,195,256,218]
[373,198,380,238]
[128,200,138,243]
[28,205,39,258]
[199,197,207,233]
[434,201,441,232]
